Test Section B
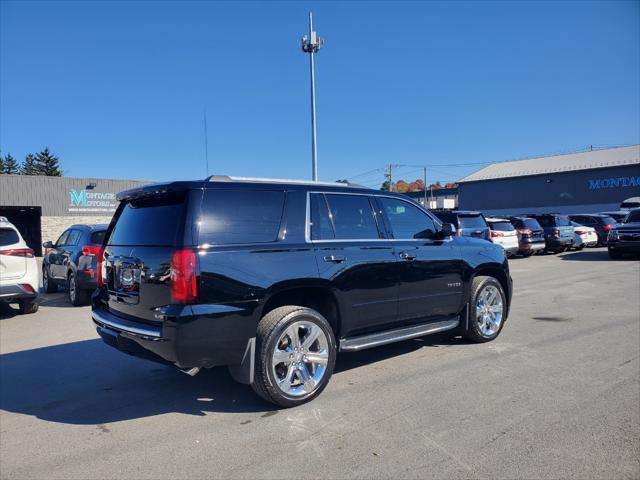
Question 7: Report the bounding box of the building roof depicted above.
[458,145,640,183]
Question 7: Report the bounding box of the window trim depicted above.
[305,192,445,243]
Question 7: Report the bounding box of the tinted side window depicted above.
[324,194,379,240]
[310,194,335,240]
[535,216,553,228]
[56,231,70,246]
[199,189,285,245]
[379,197,437,239]
[0,228,20,247]
[433,212,457,226]
[625,210,640,223]
[65,230,82,246]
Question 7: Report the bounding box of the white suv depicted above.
[0,217,39,314]
[486,217,519,257]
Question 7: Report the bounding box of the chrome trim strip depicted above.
[92,310,162,338]
[339,318,459,352]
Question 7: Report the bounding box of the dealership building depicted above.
[457,145,640,216]
[0,174,148,256]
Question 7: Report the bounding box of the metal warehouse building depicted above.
[0,175,148,256]
[457,145,640,216]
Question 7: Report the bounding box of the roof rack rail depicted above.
[205,175,369,189]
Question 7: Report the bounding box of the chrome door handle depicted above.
[324,255,346,263]
[399,252,417,261]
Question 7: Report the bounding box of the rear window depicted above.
[432,212,457,226]
[199,189,285,245]
[554,215,570,227]
[90,230,106,245]
[488,221,514,232]
[458,215,487,229]
[0,228,19,247]
[597,216,616,226]
[521,218,542,230]
[108,193,187,246]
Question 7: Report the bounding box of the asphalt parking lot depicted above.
[1,248,639,479]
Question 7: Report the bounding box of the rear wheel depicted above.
[19,297,39,314]
[67,272,91,306]
[252,306,337,407]
[460,276,507,343]
[42,266,57,293]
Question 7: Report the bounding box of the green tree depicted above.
[0,155,4,173]
[2,154,20,174]
[22,153,39,175]
[34,147,62,176]
[380,180,391,191]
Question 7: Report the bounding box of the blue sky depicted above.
[1,0,638,188]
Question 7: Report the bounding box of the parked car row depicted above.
[431,208,640,260]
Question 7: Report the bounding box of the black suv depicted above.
[42,224,107,305]
[431,210,491,241]
[92,178,512,407]
[608,208,640,259]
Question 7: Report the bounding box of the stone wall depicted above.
[41,215,114,246]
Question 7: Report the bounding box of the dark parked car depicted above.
[42,224,107,305]
[431,210,490,241]
[598,211,628,223]
[608,208,640,259]
[92,177,512,407]
[522,214,574,253]
[567,214,617,246]
[508,216,546,256]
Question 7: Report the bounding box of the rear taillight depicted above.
[603,225,614,231]
[20,283,35,293]
[100,251,107,288]
[170,249,198,304]
[575,230,589,235]
[456,229,462,236]
[82,245,105,286]
[0,248,34,258]
[491,231,504,238]
[553,229,560,238]
[517,228,532,236]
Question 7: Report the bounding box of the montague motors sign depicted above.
[588,175,640,190]
[68,189,117,213]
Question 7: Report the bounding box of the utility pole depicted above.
[423,167,427,208]
[385,164,394,191]
[203,109,209,177]
[301,12,323,181]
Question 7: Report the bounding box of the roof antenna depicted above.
[203,108,210,177]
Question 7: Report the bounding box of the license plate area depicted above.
[107,256,143,305]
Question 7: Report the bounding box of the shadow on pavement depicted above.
[0,332,464,424]
[560,250,639,261]
[0,302,19,319]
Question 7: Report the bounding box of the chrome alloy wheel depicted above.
[271,321,329,397]
[475,284,504,337]
[69,274,76,302]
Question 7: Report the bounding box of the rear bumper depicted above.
[76,270,99,290]
[519,241,545,252]
[609,241,640,254]
[0,283,39,301]
[546,238,573,249]
[92,293,258,369]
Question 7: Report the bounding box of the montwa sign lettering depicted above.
[588,176,640,190]
[68,189,117,213]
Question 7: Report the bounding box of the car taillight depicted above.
[575,230,589,235]
[82,245,105,286]
[170,249,198,304]
[517,228,532,236]
[603,225,614,231]
[491,231,504,238]
[100,251,107,288]
[456,229,462,236]
[553,229,560,238]
[0,248,34,258]
[20,283,35,293]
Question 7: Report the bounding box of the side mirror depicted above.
[42,241,54,249]
[440,223,455,238]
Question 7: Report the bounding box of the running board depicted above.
[339,318,460,352]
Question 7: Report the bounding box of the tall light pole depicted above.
[301,12,323,181]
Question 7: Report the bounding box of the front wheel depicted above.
[252,306,337,407]
[42,266,57,293]
[461,276,507,343]
[67,272,91,306]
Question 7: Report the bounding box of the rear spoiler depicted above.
[117,182,196,202]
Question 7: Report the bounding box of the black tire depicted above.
[252,306,337,408]
[460,276,507,343]
[42,265,57,293]
[19,297,39,314]
[67,271,91,306]
[521,251,533,257]
[608,248,623,259]
[575,245,585,251]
